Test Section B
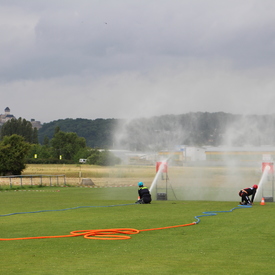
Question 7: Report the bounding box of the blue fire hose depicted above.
[0,203,136,217]
[193,205,252,224]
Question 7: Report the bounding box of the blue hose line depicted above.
[1,203,252,221]
[0,203,136,217]
[193,205,252,224]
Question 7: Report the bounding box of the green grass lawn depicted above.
[0,186,274,274]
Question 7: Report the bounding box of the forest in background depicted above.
[1,111,275,173]
[38,112,275,151]
[38,118,117,148]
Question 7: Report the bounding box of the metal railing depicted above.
[0,174,66,188]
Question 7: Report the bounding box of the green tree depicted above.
[38,118,118,147]
[43,136,50,146]
[73,147,93,163]
[0,117,38,144]
[87,149,121,166]
[28,144,52,160]
[87,149,101,164]
[97,150,121,166]
[0,134,31,175]
[51,129,86,160]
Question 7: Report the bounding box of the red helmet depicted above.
[253,184,258,189]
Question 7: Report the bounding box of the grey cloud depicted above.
[1,0,275,122]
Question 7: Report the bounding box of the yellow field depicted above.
[22,164,156,187]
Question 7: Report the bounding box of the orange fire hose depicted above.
[0,223,196,241]
[0,205,250,241]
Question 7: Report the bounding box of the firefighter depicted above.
[136,182,152,204]
[239,184,258,205]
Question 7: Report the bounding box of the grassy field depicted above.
[0,186,274,275]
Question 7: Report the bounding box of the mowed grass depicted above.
[1,186,275,275]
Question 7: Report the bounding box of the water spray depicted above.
[255,160,274,202]
[254,165,269,202]
[149,159,169,194]
[149,157,178,200]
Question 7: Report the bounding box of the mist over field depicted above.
[113,113,275,151]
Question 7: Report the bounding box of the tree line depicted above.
[2,112,275,175]
[0,118,120,176]
[38,118,118,148]
[38,112,275,150]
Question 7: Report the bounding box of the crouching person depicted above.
[239,184,258,205]
[136,182,152,204]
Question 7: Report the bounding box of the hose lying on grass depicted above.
[193,205,252,224]
[0,205,252,241]
[0,203,136,217]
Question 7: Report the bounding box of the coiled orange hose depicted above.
[0,205,250,241]
[0,223,196,241]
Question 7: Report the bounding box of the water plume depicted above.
[255,165,270,202]
[149,158,169,193]
[113,113,275,202]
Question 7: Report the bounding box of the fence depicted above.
[0,174,66,188]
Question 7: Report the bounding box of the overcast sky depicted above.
[1,0,275,123]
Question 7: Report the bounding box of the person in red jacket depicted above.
[239,185,258,205]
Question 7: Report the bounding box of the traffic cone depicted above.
[260,197,265,205]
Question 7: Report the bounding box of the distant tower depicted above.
[4,107,10,115]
